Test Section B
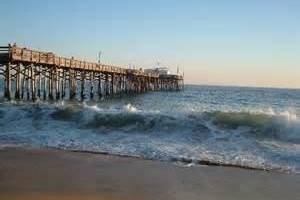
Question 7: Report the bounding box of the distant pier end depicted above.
[0,44,184,101]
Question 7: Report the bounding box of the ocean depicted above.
[0,84,300,173]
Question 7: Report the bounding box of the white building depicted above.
[144,67,171,76]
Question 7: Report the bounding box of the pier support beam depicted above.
[4,63,11,100]
[31,64,36,102]
[61,70,66,99]
[26,66,30,100]
[55,68,59,100]
[37,66,42,99]
[81,71,85,100]
[111,73,114,96]
[43,73,47,100]
[105,73,109,97]
[69,70,76,100]
[98,73,102,99]
[21,66,26,99]
[90,72,94,99]
[15,64,21,100]
[48,69,54,100]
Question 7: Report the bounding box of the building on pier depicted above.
[144,67,171,76]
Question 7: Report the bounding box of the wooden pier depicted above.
[0,44,184,101]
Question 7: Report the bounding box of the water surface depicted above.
[1,85,300,173]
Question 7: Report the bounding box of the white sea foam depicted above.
[83,102,102,112]
[124,103,137,112]
[249,107,298,121]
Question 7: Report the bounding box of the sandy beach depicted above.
[0,147,299,200]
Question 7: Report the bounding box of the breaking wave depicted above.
[1,84,300,174]
[48,105,300,144]
[206,111,300,143]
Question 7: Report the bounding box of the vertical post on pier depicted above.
[141,78,144,93]
[48,69,54,100]
[26,66,30,100]
[74,72,78,99]
[98,73,102,99]
[133,77,136,94]
[139,78,142,93]
[55,68,60,100]
[69,70,74,100]
[70,70,77,100]
[105,73,109,97]
[143,78,146,92]
[118,75,122,95]
[151,78,153,91]
[133,78,136,94]
[111,73,114,96]
[21,66,25,99]
[43,70,47,100]
[122,75,126,94]
[127,76,131,94]
[136,78,139,93]
[121,75,124,94]
[159,79,161,91]
[68,70,72,100]
[47,70,51,100]
[53,68,56,100]
[61,69,65,99]
[90,72,94,99]
[124,75,127,94]
[147,77,149,91]
[152,78,154,91]
[142,78,145,93]
[115,75,118,95]
[4,62,11,100]
[142,78,145,92]
[31,64,36,102]
[138,78,141,93]
[15,64,21,100]
[37,66,41,99]
[81,71,85,100]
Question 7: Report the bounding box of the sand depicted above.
[0,147,299,200]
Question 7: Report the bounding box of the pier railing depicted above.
[0,44,184,101]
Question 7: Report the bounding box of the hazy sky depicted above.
[1,0,299,88]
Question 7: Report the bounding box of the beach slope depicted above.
[0,148,299,200]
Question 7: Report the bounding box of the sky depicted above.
[0,0,299,88]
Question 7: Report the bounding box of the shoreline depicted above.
[0,147,299,200]
[68,149,273,172]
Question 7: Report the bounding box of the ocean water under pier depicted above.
[0,44,184,101]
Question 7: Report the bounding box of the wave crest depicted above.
[207,111,300,143]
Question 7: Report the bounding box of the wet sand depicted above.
[0,148,299,200]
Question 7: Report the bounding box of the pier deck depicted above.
[0,44,184,101]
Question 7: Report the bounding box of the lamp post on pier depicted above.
[98,51,102,64]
